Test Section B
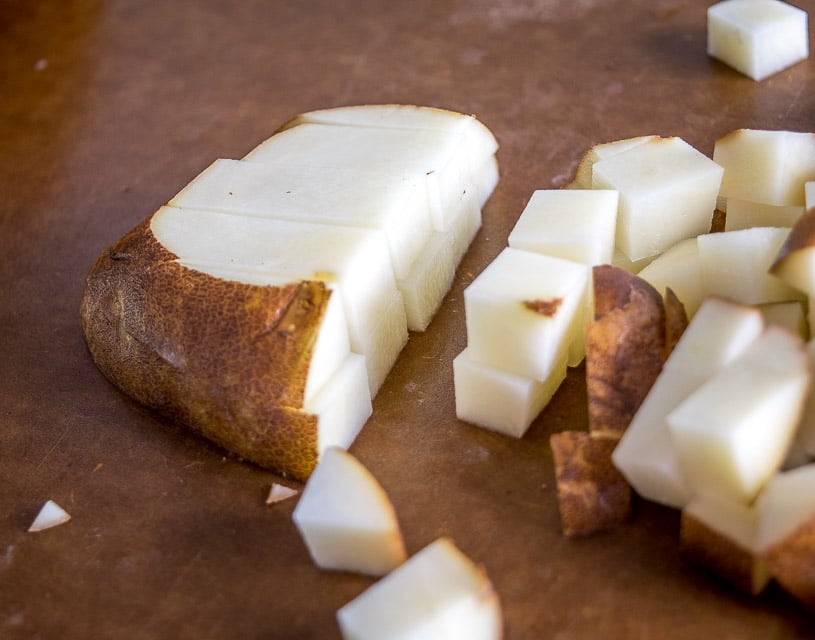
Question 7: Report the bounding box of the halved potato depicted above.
[80,105,499,480]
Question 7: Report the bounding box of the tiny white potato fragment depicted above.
[714,129,815,207]
[638,237,704,317]
[28,500,71,532]
[453,347,567,438]
[707,0,809,82]
[591,136,723,261]
[724,198,804,230]
[292,446,406,577]
[697,226,804,305]
[507,189,618,266]
[266,483,299,504]
[464,247,591,381]
[336,537,501,640]
[612,297,765,509]
[667,326,810,505]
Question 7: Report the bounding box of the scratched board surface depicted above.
[1,1,814,638]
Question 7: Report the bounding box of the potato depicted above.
[80,105,499,480]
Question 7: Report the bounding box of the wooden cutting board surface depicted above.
[2,1,813,637]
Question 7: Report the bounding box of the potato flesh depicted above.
[464,247,591,381]
[591,136,723,262]
[707,0,809,82]
[714,129,815,207]
[723,198,804,231]
[638,237,704,316]
[569,135,658,190]
[507,189,618,266]
[612,297,765,508]
[336,537,501,640]
[667,326,809,505]
[453,347,567,438]
[697,226,803,305]
[292,447,406,576]
[756,464,815,551]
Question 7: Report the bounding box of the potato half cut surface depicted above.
[80,104,499,480]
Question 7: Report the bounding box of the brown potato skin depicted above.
[80,215,333,480]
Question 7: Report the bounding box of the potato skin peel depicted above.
[80,216,331,480]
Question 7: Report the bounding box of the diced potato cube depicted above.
[724,198,804,230]
[507,189,618,265]
[638,237,704,317]
[453,347,567,438]
[707,0,809,82]
[697,226,804,305]
[592,137,723,261]
[464,248,591,380]
[714,129,815,207]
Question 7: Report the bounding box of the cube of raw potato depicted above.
[667,326,810,505]
[550,431,632,537]
[724,198,804,230]
[680,496,770,596]
[507,189,618,265]
[569,135,659,190]
[770,209,815,299]
[453,347,567,438]
[612,297,765,509]
[707,0,809,82]
[337,537,502,640]
[464,247,591,380]
[714,129,815,207]
[592,136,723,261]
[756,464,815,610]
[292,447,406,576]
[697,226,804,305]
[638,237,704,317]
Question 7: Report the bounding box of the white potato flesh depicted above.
[771,246,815,298]
[336,537,501,640]
[612,297,765,509]
[610,247,655,274]
[755,464,815,552]
[453,347,567,438]
[637,237,704,317]
[807,181,815,209]
[464,247,591,381]
[684,495,761,554]
[292,447,406,576]
[592,136,723,261]
[150,206,407,395]
[288,104,500,203]
[245,123,473,233]
[697,226,804,305]
[570,135,659,190]
[724,198,804,230]
[305,353,373,454]
[28,500,71,532]
[714,129,815,207]
[170,159,433,282]
[507,189,618,265]
[707,0,809,82]
[668,326,809,504]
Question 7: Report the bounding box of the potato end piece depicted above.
[550,431,631,537]
[586,265,667,436]
[679,511,770,597]
[80,216,331,480]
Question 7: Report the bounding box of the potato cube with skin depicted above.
[612,297,765,509]
[707,0,809,82]
[292,446,406,576]
[464,247,591,381]
[697,226,804,305]
[569,135,659,190]
[453,347,567,438]
[680,496,771,596]
[667,326,810,505]
[591,136,723,261]
[337,537,502,640]
[507,189,618,265]
[714,129,815,207]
